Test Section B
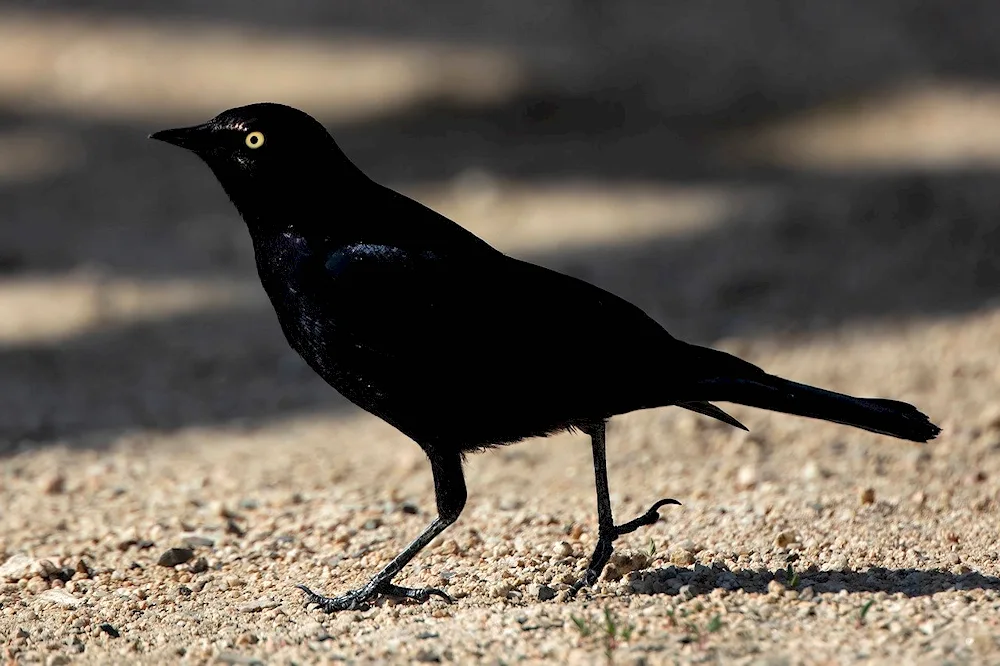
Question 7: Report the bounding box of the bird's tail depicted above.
[683,344,941,443]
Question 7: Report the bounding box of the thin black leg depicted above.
[298,450,467,612]
[573,420,616,590]
[571,420,680,593]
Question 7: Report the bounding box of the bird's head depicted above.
[150,103,356,221]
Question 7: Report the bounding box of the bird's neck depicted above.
[226,166,373,245]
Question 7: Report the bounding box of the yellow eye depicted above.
[245,131,265,149]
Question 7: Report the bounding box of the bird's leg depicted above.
[571,421,680,593]
[572,420,617,591]
[298,451,466,612]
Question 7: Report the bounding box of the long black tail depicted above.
[684,345,941,443]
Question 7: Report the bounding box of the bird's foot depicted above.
[568,497,681,595]
[570,565,603,594]
[296,581,452,613]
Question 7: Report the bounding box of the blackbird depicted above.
[151,103,940,612]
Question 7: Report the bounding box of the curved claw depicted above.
[614,497,682,537]
[381,583,453,604]
[296,581,451,613]
[569,571,597,595]
[296,584,365,612]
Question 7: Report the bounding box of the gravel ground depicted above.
[2,316,1000,665]
[3,3,1000,665]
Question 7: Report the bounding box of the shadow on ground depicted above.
[0,306,340,446]
[629,564,1000,598]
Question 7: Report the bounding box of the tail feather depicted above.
[685,345,941,443]
[677,401,748,431]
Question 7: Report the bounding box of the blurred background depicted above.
[1,0,999,451]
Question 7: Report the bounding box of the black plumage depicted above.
[151,103,940,611]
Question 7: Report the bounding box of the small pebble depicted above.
[773,531,797,548]
[670,549,695,566]
[36,588,83,608]
[29,559,58,578]
[0,554,36,581]
[157,548,195,567]
[180,535,215,548]
[488,582,512,599]
[802,461,823,481]
[40,473,66,495]
[235,631,259,646]
[436,539,459,555]
[552,541,573,557]
[736,464,758,490]
[533,584,557,601]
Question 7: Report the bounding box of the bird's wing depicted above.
[321,244,677,406]
[491,256,675,361]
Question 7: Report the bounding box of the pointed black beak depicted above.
[149,123,214,151]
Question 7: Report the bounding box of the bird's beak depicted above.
[148,123,214,151]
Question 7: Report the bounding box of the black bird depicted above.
[150,103,941,612]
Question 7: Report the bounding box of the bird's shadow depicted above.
[626,564,1000,599]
